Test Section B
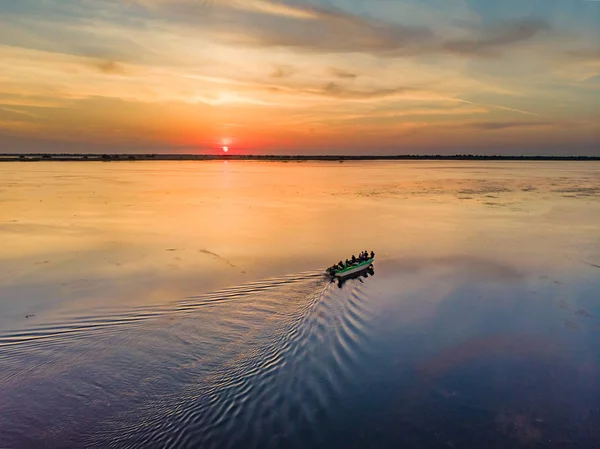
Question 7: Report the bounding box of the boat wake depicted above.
[0,270,378,449]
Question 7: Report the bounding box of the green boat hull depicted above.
[327,258,374,278]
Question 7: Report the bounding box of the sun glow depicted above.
[222,138,232,153]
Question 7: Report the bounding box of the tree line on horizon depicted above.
[1,153,599,161]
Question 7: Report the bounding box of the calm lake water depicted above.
[1,161,600,448]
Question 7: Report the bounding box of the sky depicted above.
[0,0,599,155]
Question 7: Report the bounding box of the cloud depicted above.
[447,97,541,118]
[0,0,558,75]
[329,67,358,79]
[263,82,432,101]
[216,0,318,19]
[0,107,41,119]
[148,1,551,58]
[464,121,554,131]
[0,119,40,133]
[0,94,66,108]
[136,0,318,19]
[270,64,296,78]
[303,82,418,101]
[212,6,436,54]
[564,48,600,62]
[442,20,551,57]
[94,60,127,75]
[286,105,489,127]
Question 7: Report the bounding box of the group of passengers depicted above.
[328,250,375,273]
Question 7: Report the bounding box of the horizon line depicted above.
[1,153,599,161]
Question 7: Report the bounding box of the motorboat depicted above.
[326,254,374,280]
[335,264,375,288]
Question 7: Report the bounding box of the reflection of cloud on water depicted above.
[374,255,600,433]
[198,249,237,268]
[382,255,524,282]
[483,201,507,207]
[551,187,600,197]
[564,318,581,331]
[417,334,558,382]
[348,174,600,205]
[495,408,543,445]
[0,222,92,235]
[583,261,600,269]
[575,309,593,318]
[458,186,511,195]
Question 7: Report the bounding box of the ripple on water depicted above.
[0,271,378,449]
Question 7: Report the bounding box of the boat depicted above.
[335,264,375,288]
[326,255,375,279]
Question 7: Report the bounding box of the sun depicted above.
[222,146,229,153]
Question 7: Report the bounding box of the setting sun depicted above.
[223,146,229,153]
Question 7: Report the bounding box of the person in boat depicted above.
[370,251,375,258]
[351,255,356,263]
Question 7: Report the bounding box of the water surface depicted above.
[1,161,600,448]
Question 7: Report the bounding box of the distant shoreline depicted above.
[1,154,599,162]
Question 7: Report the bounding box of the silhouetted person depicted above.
[351,255,356,263]
[370,251,375,258]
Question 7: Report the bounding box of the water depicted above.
[1,161,600,448]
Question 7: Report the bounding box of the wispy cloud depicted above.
[316,83,416,100]
[270,64,296,79]
[442,20,550,57]
[142,1,551,58]
[448,98,541,118]
[0,94,67,108]
[211,0,319,19]
[0,107,41,119]
[137,0,319,19]
[0,119,40,133]
[329,67,358,79]
[94,60,128,75]
[284,105,490,127]
[464,121,554,131]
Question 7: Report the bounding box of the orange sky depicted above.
[0,0,598,155]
